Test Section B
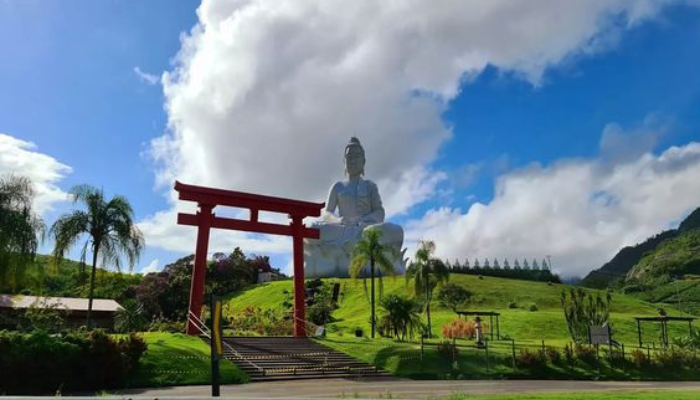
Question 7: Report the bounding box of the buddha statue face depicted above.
[344,139,365,177]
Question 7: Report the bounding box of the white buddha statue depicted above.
[304,137,406,278]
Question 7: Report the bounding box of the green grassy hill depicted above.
[225,274,693,346]
[627,230,700,281]
[628,277,700,316]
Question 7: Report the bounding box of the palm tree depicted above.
[349,228,397,338]
[0,174,44,292]
[114,299,147,333]
[406,240,449,338]
[50,185,144,328]
[378,294,423,341]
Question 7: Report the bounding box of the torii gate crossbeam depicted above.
[174,181,323,337]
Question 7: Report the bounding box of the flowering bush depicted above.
[441,318,488,339]
[228,305,293,336]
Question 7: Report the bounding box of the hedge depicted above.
[0,330,146,394]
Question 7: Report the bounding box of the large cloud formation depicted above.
[0,133,71,215]
[143,0,694,273]
[406,135,700,277]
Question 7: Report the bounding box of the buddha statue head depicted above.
[344,137,365,177]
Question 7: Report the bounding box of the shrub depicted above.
[118,334,148,371]
[631,349,648,368]
[574,344,597,364]
[673,330,700,350]
[307,280,338,325]
[437,341,458,360]
[655,348,689,369]
[564,344,575,365]
[307,301,335,326]
[529,304,538,312]
[517,348,544,368]
[0,329,146,394]
[507,301,518,309]
[228,305,293,336]
[148,315,185,333]
[546,346,562,365]
[18,299,67,333]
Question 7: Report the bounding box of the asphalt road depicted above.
[118,377,700,399]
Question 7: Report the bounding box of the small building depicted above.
[0,294,122,330]
[257,264,285,283]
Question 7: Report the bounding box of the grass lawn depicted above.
[222,274,698,381]
[225,274,694,345]
[125,332,248,388]
[318,335,699,381]
[441,391,700,400]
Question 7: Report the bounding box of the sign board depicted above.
[212,300,223,358]
[210,298,223,397]
[588,325,611,345]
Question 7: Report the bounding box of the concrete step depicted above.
[214,336,387,382]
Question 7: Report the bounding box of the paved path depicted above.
[120,378,700,399]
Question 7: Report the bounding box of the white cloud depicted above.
[140,259,161,274]
[0,133,72,215]
[405,136,700,278]
[133,66,160,85]
[138,206,292,256]
[143,0,687,256]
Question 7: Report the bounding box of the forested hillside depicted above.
[582,207,700,288]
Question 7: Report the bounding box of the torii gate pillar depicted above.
[175,181,323,337]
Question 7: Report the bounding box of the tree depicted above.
[114,299,147,333]
[0,175,44,292]
[560,287,612,343]
[437,283,472,313]
[378,294,422,341]
[132,255,193,320]
[349,228,397,339]
[406,240,449,338]
[50,185,144,328]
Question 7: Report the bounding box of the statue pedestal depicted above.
[304,222,406,278]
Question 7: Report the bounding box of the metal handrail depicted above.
[293,315,323,337]
[187,311,266,375]
[188,311,211,336]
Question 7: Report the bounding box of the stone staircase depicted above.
[220,336,390,381]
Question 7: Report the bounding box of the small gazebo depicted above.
[634,316,696,347]
[456,311,501,340]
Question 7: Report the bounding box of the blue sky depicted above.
[1,1,699,277]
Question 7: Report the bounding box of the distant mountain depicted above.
[582,207,700,288]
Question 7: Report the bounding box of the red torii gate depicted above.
[174,181,324,337]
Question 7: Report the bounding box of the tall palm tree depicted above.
[349,228,396,338]
[406,240,449,338]
[0,174,44,292]
[50,185,144,328]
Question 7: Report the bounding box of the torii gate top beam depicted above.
[175,180,325,220]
